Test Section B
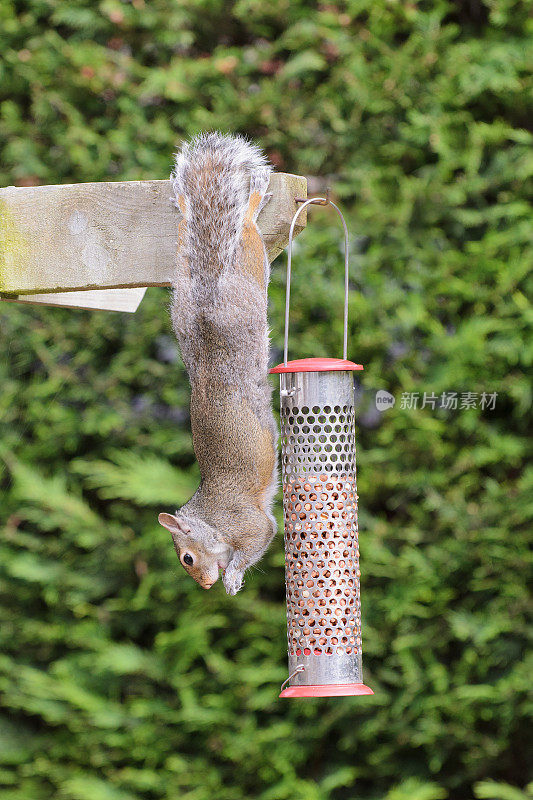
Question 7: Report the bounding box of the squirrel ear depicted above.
[158,513,190,535]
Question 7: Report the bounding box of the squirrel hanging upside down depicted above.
[158,132,278,595]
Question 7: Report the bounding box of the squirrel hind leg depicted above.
[246,168,272,223]
[239,169,273,291]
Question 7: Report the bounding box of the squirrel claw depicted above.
[223,566,244,596]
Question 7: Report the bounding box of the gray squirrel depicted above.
[158,132,278,595]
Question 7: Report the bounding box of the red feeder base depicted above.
[280,683,374,698]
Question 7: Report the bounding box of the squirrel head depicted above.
[158,512,230,590]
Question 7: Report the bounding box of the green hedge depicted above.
[1,2,532,799]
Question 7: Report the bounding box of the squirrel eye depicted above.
[183,553,194,566]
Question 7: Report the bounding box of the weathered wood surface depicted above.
[0,173,307,295]
[0,288,147,313]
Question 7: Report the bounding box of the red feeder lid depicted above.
[270,357,363,374]
[280,683,374,698]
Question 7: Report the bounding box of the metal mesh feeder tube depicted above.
[270,197,373,699]
[271,359,372,698]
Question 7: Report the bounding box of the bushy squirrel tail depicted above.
[171,131,272,279]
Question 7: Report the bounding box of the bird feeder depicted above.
[270,197,373,698]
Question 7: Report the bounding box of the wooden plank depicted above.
[0,287,147,313]
[0,174,307,295]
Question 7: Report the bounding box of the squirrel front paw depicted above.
[223,564,244,596]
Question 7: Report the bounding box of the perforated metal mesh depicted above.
[281,403,362,660]
[281,404,356,475]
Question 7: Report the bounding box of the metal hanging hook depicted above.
[284,195,350,366]
[280,664,305,694]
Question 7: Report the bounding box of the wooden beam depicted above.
[0,288,147,313]
[0,174,307,295]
